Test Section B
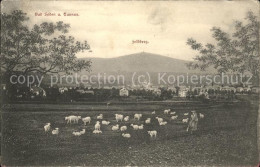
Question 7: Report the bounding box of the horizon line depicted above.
[78,51,191,61]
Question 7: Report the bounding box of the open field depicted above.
[1,100,259,166]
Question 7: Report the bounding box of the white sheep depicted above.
[156,117,163,123]
[164,109,170,114]
[72,131,81,136]
[124,116,130,122]
[184,113,189,116]
[80,129,86,135]
[112,124,119,131]
[159,121,167,126]
[65,115,81,124]
[131,124,139,130]
[134,114,142,121]
[199,113,204,118]
[52,128,59,135]
[82,117,91,125]
[102,120,110,125]
[182,118,189,123]
[120,126,127,131]
[44,123,51,132]
[170,112,176,115]
[65,115,73,124]
[171,115,178,120]
[97,114,103,120]
[152,111,156,114]
[93,130,102,134]
[115,114,123,122]
[95,121,101,131]
[138,124,144,130]
[122,133,131,138]
[145,118,151,124]
[148,130,157,138]
[76,116,81,122]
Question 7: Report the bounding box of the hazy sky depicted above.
[2,0,259,60]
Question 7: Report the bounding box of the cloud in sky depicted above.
[147,5,173,31]
[2,0,259,60]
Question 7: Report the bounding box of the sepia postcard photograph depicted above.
[1,0,260,166]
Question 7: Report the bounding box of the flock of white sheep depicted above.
[43,109,205,139]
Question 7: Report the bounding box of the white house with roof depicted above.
[236,87,244,92]
[30,86,46,97]
[119,88,129,97]
[178,86,189,97]
[152,88,161,96]
[179,90,187,97]
[59,87,69,94]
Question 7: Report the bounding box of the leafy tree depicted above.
[1,10,91,82]
[186,11,259,84]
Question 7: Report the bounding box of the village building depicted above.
[76,89,95,95]
[59,87,69,94]
[167,87,177,92]
[126,87,134,91]
[85,90,95,95]
[230,87,237,92]
[119,88,129,97]
[139,81,152,90]
[205,85,218,91]
[178,86,189,97]
[192,87,202,93]
[103,86,113,89]
[152,89,162,96]
[91,86,100,89]
[243,86,251,92]
[192,86,207,95]
[30,86,46,97]
[221,86,236,92]
[236,87,244,93]
[251,86,259,94]
[1,84,6,90]
[179,89,188,97]
[214,85,222,90]
[203,85,222,92]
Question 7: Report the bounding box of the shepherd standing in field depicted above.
[187,110,198,134]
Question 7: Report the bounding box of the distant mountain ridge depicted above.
[79,52,216,74]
